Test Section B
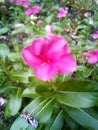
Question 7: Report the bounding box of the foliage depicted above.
[0,0,98,130]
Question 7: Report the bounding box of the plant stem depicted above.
[49,80,57,92]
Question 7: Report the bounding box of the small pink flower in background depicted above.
[9,0,31,7]
[22,1,31,8]
[57,7,69,18]
[36,20,43,25]
[16,0,22,5]
[84,12,91,17]
[22,34,77,81]
[45,25,54,33]
[25,6,41,16]
[0,97,7,107]
[83,50,98,64]
[16,0,31,8]
[91,31,98,39]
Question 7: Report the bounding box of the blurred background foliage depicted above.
[0,0,98,130]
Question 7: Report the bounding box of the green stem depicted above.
[49,80,57,92]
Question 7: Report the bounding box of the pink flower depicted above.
[22,34,77,81]
[22,1,31,8]
[16,0,31,7]
[45,25,54,33]
[9,0,31,7]
[36,20,43,25]
[84,12,91,17]
[91,31,98,39]
[83,50,98,64]
[16,0,22,4]
[25,6,41,16]
[57,7,69,18]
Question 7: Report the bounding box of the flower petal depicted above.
[83,52,93,56]
[88,56,98,64]
[22,45,43,68]
[34,63,57,81]
[47,34,70,58]
[57,54,77,74]
[31,38,48,56]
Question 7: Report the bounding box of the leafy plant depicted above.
[0,0,98,130]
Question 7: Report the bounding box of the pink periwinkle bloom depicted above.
[25,6,41,16]
[22,1,31,8]
[57,7,69,18]
[45,25,54,33]
[91,31,98,39]
[83,50,98,64]
[22,34,77,81]
[36,20,43,25]
[84,12,91,17]
[9,0,31,7]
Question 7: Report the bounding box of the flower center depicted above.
[41,58,51,66]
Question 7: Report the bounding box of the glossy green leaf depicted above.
[11,71,33,83]
[58,80,98,92]
[65,107,98,130]
[56,91,98,108]
[10,117,29,130]
[49,111,63,130]
[5,88,22,117]
[23,97,48,114]
[29,76,49,86]
[23,97,55,123]
[64,111,79,130]
[35,98,55,123]
[22,88,38,98]
[36,85,53,97]
[11,97,55,130]
[45,110,63,130]
[0,44,9,59]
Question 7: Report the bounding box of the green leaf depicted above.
[10,117,29,130]
[36,85,53,97]
[5,88,22,117]
[0,27,9,35]
[65,107,98,130]
[23,97,55,123]
[64,111,79,130]
[55,76,98,109]
[23,97,45,114]
[11,70,33,83]
[56,91,98,108]
[45,14,54,23]
[11,97,55,130]
[49,111,63,130]
[8,52,21,62]
[22,88,38,98]
[35,98,55,123]
[58,80,98,92]
[29,76,49,86]
[45,110,63,130]
[0,44,9,59]
[82,67,92,78]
